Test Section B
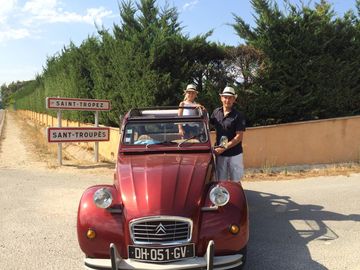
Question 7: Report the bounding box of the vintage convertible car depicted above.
[77,107,249,270]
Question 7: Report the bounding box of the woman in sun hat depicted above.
[210,86,246,182]
[178,84,204,138]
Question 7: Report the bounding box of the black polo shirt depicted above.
[210,107,246,157]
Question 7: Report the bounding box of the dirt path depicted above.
[0,111,44,169]
[0,110,115,174]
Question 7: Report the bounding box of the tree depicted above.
[96,0,226,125]
[232,0,360,125]
[10,0,229,126]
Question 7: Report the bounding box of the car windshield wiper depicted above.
[178,133,204,148]
[146,140,178,148]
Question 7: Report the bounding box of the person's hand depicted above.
[213,146,226,155]
[196,104,205,110]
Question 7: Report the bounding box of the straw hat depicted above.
[220,86,237,98]
[184,84,198,94]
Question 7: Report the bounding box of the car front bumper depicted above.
[84,241,244,270]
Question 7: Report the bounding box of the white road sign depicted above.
[47,127,110,143]
[46,97,111,111]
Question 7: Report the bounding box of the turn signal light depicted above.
[86,229,96,239]
[229,224,240,235]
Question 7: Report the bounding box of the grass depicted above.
[17,113,60,167]
[16,112,111,168]
[244,162,360,181]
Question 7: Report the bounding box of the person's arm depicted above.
[226,112,246,148]
[178,102,185,136]
[226,131,243,149]
[214,112,246,154]
[214,131,243,155]
[194,103,205,111]
[178,101,184,116]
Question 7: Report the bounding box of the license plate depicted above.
[128,243,195,262]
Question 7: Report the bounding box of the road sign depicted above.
[46,97,111,111]
[47,127,110,143]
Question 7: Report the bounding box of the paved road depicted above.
[0,168,111,269]
[243,176,360,270]
[0,111,114,269]
[0,112,359,269]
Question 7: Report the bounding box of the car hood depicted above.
[116,153,212,219]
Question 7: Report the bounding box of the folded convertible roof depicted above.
[127,106,207,120]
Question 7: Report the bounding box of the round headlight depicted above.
[209,185,230,206]
[93,188,113,209]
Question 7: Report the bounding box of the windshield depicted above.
[123,121,208,146]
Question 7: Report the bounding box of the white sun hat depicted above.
[184,84,198,93]
[220,86,237,98]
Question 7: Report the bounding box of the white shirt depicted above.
[182,100,198,116]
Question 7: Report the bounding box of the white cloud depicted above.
[0,0,18,24]
[0,27,30,43]
[83,7,113,25]
[0,0,18,15]
[0,0,24,43]
[41,7,112,25]
[22,0,112,25]
[23,0,57,15]
[0,0,113,43]
[182,0,199,11]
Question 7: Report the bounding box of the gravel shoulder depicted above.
[0,110,43,169]
[0,110,115,174]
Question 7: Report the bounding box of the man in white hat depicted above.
[210,86,246,182]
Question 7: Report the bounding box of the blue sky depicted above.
[0,0,357,86]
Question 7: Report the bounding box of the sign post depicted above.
[47,127,110,143]
[57,110,62,165]
[46,97,111,165]
[94,111,99,162]
[46,97,111,111]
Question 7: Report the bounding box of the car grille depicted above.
[130,216,192,245]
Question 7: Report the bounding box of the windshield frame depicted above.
[120,118,210,153]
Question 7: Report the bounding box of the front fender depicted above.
[77,185,126,258]
[197,182,249,256]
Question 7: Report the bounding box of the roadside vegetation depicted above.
[1,0,360,128]
[244,162,360,181]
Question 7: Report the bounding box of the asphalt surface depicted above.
[243,176,360,270]
[0,168,111,269]
[0,111,359,269]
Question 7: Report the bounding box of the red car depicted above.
[77,107,249,270]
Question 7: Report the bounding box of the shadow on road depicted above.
[244,190,360,269]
